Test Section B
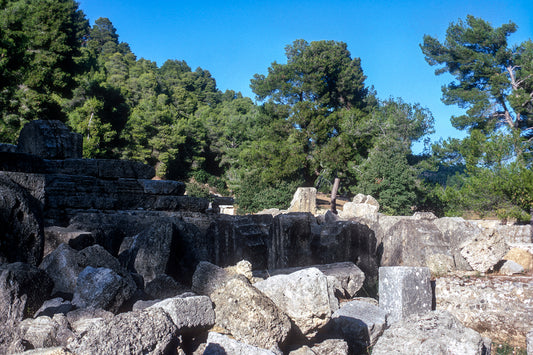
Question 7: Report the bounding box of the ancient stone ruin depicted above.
[0,120,532,354]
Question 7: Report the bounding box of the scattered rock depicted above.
[254,268,332,339]
[378,266,432,324]
[191,261,233,296]
[310,339,349,355]
[499,260,524,275]
[288,187,317,213]
[202,332,277,355]
[460,229,509,272]
[144,274,189,299]
[65,308,113,335]
[34,298,74,318]
[39,243,83,296]
[210,277,291,351]
[67,308,179,355]
[503,247,533,271]
[372,310,489,355]
[339,193,380,220]
[18,315,73,349]
[43,226,94,257]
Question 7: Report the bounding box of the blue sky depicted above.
[77,0,533,152]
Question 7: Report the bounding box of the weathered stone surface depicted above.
[499,260,525,275]
[0,175,44,265]
[311,339,349,355]
[461,229,510,272]
[18,315,73,349]
[225,260,254,281]
[339,194,380,220]
[254,267,332,339]
[210,277,291,351]
[148,294,215,333]
[191,261,233,296]
[288,187,317,213]
[17,120,82,160]
[203,332,277,355]
[0,267,26,354]
[527,330,533,355]
[0,152,47,174]
[328,299,387,354]
[72,266,136,313]
[379,266,432,324]
[12,347,74,354]
[65,308,113,335]
[39,243,82,296]
[372,310,489,355]
[43,227,94,257]
[436,275,532,347]
[0,262,53,319]
[34,298,74,318]
[504,247,533,271]
[144,274,189,299]
[67,308,179,355]
[43,159,155,180]
[0,143,17,152]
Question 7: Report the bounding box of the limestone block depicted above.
[378,266,432,324]
[288,187,317,213]
[499,260,524,275]
[460,229,510,272]
[144,274,190,299]
[204,332,277,355]
[148,294,215,333]
[44,226,94,257]
[527,330,532,355]
[39,243,82,295]
[17,120,82,159]
[34,298,73,318]
[504,247,533,271]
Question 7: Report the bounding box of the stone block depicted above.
[17,120,82,159]
[148,294,215,333]
[288,187,317,213]
[378,266,432,324]
[203,332,277,355]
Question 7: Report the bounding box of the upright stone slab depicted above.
[288,187,317,213]
[378,266,432,324]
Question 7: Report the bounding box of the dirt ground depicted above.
[316,192,350,211]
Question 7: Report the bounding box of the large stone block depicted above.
[378,266,432,324]
[17,120,82,159]
[288,187,317,213]
[148,294,215,333]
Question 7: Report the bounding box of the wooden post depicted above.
[330,177,340,214]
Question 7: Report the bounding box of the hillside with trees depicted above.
[1,1,531,220]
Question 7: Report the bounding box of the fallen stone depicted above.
[203,332,277,355]
[527,330,532,355]
[17,120,82,160]
[378,266,432,324]
[39,243,84,296]
[372,310,489,355]
[191,261,233,296]
[460,228,509,272]
[144,274,189,299]
[34,298,74,318]
[148,294,215,333]
[72,266,136,313]
[0,175,44,265]
[67,308,179,355]
[311,339,349,355]
[210,277,291,351]
[18,315,73,349]
[225,260,253,281]
[503,247,533,271]
[254,267,332,339]
[65,308,113,335]
[0,267,26,354]
[43,227,94,257]
[328,299,387,354]
[499,260,524,275]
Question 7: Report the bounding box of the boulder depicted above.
[288,187,317,213]
[0,262,53,319]
[202,332,277,355]
[310,339,349,355]
[145,274,189,299]
[18,314,74,349]
[460,228,510,272]
[65,308,113,335]
[210,277,291,351]
[0,267,26,354]
[72,266,136,313]
[34,298,74,318]
[378,266,432,324]
[254,267,332,339]
[43,226,94,257]
[17,120,82,160]
[0,175,44,265]
[39,243,83,296]
[372,310,490,355]
[503,247,533,271]
[328,299,388,354]
[147,294,215,333]
[339,194,380,220]
[499,260,524,275]
[66,308,179,355]
[191,261,234,296]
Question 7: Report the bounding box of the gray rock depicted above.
[210,277,291,351]
[148,294,215,333]
[460,228,510,272]
[43,226,94,257]
[67,308,179,355]
[203,332,277,355]
[72,266,136,313]
[288,187,317,213]
[0,175,44,265]
[39,243,83,295]
[379,266,432,324]
[372,310,489,355]
[311,339,349,355]
[191,261,233,296]
[145,274,190,299]
[329,300,387,354]
[499,260,524,275]
[18,315,74,349]
[11,347,74,354]
[34,298,73,318]
[254,267,332,339]
[17,120,82,159]
[66,308,113,335]
[527,330,532,355]
[0,267,26,354]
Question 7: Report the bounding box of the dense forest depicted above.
[1,1,532,219]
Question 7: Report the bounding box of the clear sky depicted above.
[76,0,533,152]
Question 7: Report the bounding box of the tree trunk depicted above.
[330,177,340,214]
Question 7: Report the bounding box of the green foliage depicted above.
[235,175,302,214]
[185,180,210,199]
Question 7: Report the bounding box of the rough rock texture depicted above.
[0,175,44,265]
[288,187,317,213]
[527,330,533,355]
[210,277,291,351]
[0,267,26,354]
[203,332,277,355]
[310,339,349,355]
[499,260,524,275]
[145,274,189,299]
[436,275,532,347]
[328,299,388,354]
[66,308,179,355]
[254,268,332,339]
[17,120,82,159]
[339,194,380,220]
[503,247,533,271]
[191,261,234,296]
[43,226,94,257]
[460,228,510,272]
[34,298,74,318]
[0,262,54,319]
[65,308,113,335]
[379,266,432,324]
[72,266,136,313]
[147,294,215,333]
[372,310,489,355]
[18,315,74,349]
[39,243,83,296]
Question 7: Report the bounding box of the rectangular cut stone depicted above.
[378,266,432,324]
